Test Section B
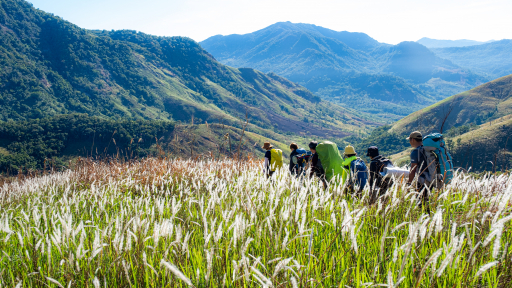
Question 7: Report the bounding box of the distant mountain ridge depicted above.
[201,22,487,122]
[416,37,495,48]
[0,0,374,140]
[432,40,512,79]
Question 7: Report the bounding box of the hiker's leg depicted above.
[424,185,431,215]
[416,183,430,215]
[320,175,328,190]
[369,188,376,204]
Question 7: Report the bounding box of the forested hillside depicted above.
[0,0,372,139]
[0,114,175,172]
[201,22,487,121]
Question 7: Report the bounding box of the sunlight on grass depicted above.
[0,158,511,287]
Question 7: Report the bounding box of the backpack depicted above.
[294,148,310,167]
[270,148,284,171]
[315,141,344,181]
[372,157,394,189]
[350,158,368,189]
[422,133,454,184]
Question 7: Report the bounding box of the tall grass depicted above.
[0,157,511,287]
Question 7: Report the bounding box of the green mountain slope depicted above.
[345,75,512,172]
[448,115,512,171]
[432,40,512,79]
[391,74,512,134]
[0,0,374,139]
[201,22,487,122]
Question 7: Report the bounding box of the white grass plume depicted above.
[475,261,499,278]
[160,259,195,287]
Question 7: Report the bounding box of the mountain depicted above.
[348,75,512,172]
[0,0,374,140]
[447,115,512,171]
[391,74,512,134]
[416,37,495,48]
[201,22,487,122]
[432,40,512,79]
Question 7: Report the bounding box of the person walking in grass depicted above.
[289,143,307,176]
[308,141,327,189]
[341,145,368,197]
[367,146,393,203]
[262,142,283,178]
[406,131,431,215]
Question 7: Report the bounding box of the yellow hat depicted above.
[344,145,356,155]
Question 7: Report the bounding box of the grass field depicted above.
[0,158,511,287]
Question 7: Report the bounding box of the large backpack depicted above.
[270,149,284,171]
[350,158,368,189]
[422,133,454,184]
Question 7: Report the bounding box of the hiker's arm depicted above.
[408,163,417,184]
[263,157,269,173]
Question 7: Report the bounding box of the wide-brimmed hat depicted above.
[262,142,273,150]
[367,146,379,157]
[406,131,423,141]
[344,145,356,156]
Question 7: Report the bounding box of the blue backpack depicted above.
[294,148,310,167]
[350,158,368,189]
[423,133,454,183]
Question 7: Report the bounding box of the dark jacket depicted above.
[310,153,324,177]
[369,155,392,190]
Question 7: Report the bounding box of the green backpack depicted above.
[316,141,344,181]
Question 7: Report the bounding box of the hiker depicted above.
[262,142,283,178]
[308,141,328,188]
[341,145,368,197]
[367,146,393,203]
[289,143,308,176]
[406,131,431,214]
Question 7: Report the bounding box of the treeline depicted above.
[0,114,174,173]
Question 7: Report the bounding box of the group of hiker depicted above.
[262,131,454,213]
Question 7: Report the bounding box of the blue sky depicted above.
[28,0,511,44]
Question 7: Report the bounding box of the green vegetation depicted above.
[351,75,512,172]
[0,114,174,172]
[341,125,409,161]
[449,115,512,171]
[201,22,488,122]
[0,0,371,138]
[1,158,511,287]
[391,74,512,135]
